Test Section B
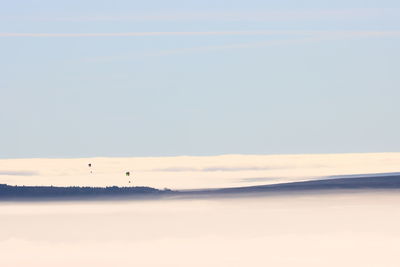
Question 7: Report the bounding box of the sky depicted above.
[1,0,400,158]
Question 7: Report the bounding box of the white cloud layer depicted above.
[1,153,400,189]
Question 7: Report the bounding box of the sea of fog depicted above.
[1,153,400,266]
[1,192,400,266]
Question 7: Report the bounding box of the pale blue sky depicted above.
[1,1,400,158]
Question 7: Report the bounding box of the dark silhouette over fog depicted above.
[0,185,164,200]
[0,174,400,201]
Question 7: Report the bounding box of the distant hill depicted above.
[0,184,167,200]
[1,174,400,201]
[188,174,400,195]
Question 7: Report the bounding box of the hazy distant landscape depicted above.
[1,172,400,200]
[2,0,400,265]
[0,154,399,266]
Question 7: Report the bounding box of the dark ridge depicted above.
[0,184,170,200]
[182,174,400,196]
[1,174,400,201]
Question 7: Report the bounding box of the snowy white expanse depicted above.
[1,153,400,266]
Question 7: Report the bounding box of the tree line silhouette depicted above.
[0,184,171,199]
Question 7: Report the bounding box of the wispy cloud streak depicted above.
[0,30,323,37]
[2,8,398,22]
[82,32,400,62]
[1,30,400,38]
[151,166,290,172]
[0,171,37,176]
